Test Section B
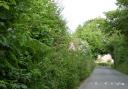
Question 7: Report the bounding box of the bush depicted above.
[0,0,94,89]
[109,32,128,73]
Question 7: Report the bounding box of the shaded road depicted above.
[79,67,128,89]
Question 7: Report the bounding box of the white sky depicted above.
[56,0,117,32]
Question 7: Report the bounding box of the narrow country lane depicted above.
[79,67,128,89]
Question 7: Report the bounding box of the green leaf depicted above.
[0,1,9,10]
[3,4,9,10]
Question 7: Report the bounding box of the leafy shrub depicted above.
[0,0,94,89]
[108,32,128,73]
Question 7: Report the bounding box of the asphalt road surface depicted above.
[79,67,128,89]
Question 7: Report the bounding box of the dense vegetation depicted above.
[1,0,128,89]
[75,0,128,74]
[75,18,109,56]
[0,0,94,89]
[105,0,128,74]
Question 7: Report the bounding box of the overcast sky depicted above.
[56,0,117,32]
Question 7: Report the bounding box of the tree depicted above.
[75,18,109,57]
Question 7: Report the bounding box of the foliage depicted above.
[117,0,128,6]
[75,7,128,74]
[0,0,94,89]
[108,31,128,73]
[75,18,109,57]
[105,0,128,74]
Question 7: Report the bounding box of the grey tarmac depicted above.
[79,67,128,89]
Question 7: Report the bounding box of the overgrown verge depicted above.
[0,0,94,89]
[105,0,128,74]
[108,32,128,74]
